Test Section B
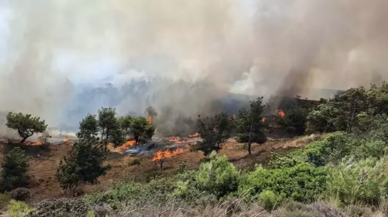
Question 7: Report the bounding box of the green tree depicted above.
[98,107,119,143]
[129,116,155,144]
[306,104,336,133]
[283,105,308,135]
[118,115,133,139]
[76,114,98,139]
[6,112,47,143]
[56,137,111,190]
[197,112,233,156]
[235,97,267,155]
[1,147,29,191]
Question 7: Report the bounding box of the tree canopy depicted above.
[56,137,110,190]
[129,116,155,144]
[6,112,48,143]
[197,112,233,156]
[235,97,267,155]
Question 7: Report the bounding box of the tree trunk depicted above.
[247,122,253,155]
[20,137,28,144]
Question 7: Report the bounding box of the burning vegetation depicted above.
[152,148,185,169]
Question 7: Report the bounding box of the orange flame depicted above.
[119,140,136,151]
[278,109,285,117]
[188,132,200,138]
[151,148,185,162]
[168,137,192,144]
[261,117,266,122]
[11,140,42,146]
[147,116,153,124]
[63,137,69,143]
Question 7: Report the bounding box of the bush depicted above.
[56,137,111,190]
[283,106,308,135]
[87,182,144,209]
[259,190,282,211]
[128,158,141,166]
[303,132,352,166]
[195,152,239,198]
[8,200,34,217]
[28,198,89,217]
[0,193,10,210]
[8,188,31,201]
[239,162,327,204]
[325,157,388,205]
[351,139,388,160]
[1,147,29,191]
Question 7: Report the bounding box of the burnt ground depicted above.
[0,134,322,202]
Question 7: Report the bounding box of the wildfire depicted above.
[261,117,266,122]
[63,137,69,143]
[278,109,285,117]
[11,140,42,146]
[147,116,153,124]
[188,132,200,138]
[119,140,136,151]
[151,148,185,162]
[168,137,192,144]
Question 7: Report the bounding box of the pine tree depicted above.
[1,147,29,191]
[56,137,110,190]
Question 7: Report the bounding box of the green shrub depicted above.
[239,162,327,203]
[303,132,352,166]
[325,157,388,205]
[8,200,34,217]
[1,147,29,191]
[87,182,144,209]
[259,190,282,211]
[195,152,239,198]
[351,139,388,160]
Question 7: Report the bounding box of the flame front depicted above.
[152,148,185,162]
[278,109,285,117]
[261,117,266,122]
[188,132,200,138]
[63,137,69,143]
[119,140,136,151]
[11,140,42,146]
[147,116,153,124]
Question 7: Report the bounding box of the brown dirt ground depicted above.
[0,134,322,201]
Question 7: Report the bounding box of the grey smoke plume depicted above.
[1,0,388,135]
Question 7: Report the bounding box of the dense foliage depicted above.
[128,116,155,144]
[235,97,267,155]
[56,137,111,190]
[1,147,29,191]
[6,112,47,143]
[197,112,233,156]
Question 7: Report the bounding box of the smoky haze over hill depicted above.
[0,0,388,135]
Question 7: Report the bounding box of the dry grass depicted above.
[0,135,322,201]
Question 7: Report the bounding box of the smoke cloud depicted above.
[1,0,388,135]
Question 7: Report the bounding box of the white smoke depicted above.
[1,0,388,133]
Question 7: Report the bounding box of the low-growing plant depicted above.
[195,152,239,198]
[8,200,34,217]
[239,162,327,204]
[259,190,282,211]
[128,158,141,166]
[325,156,388,206]
[28,198,90,217]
